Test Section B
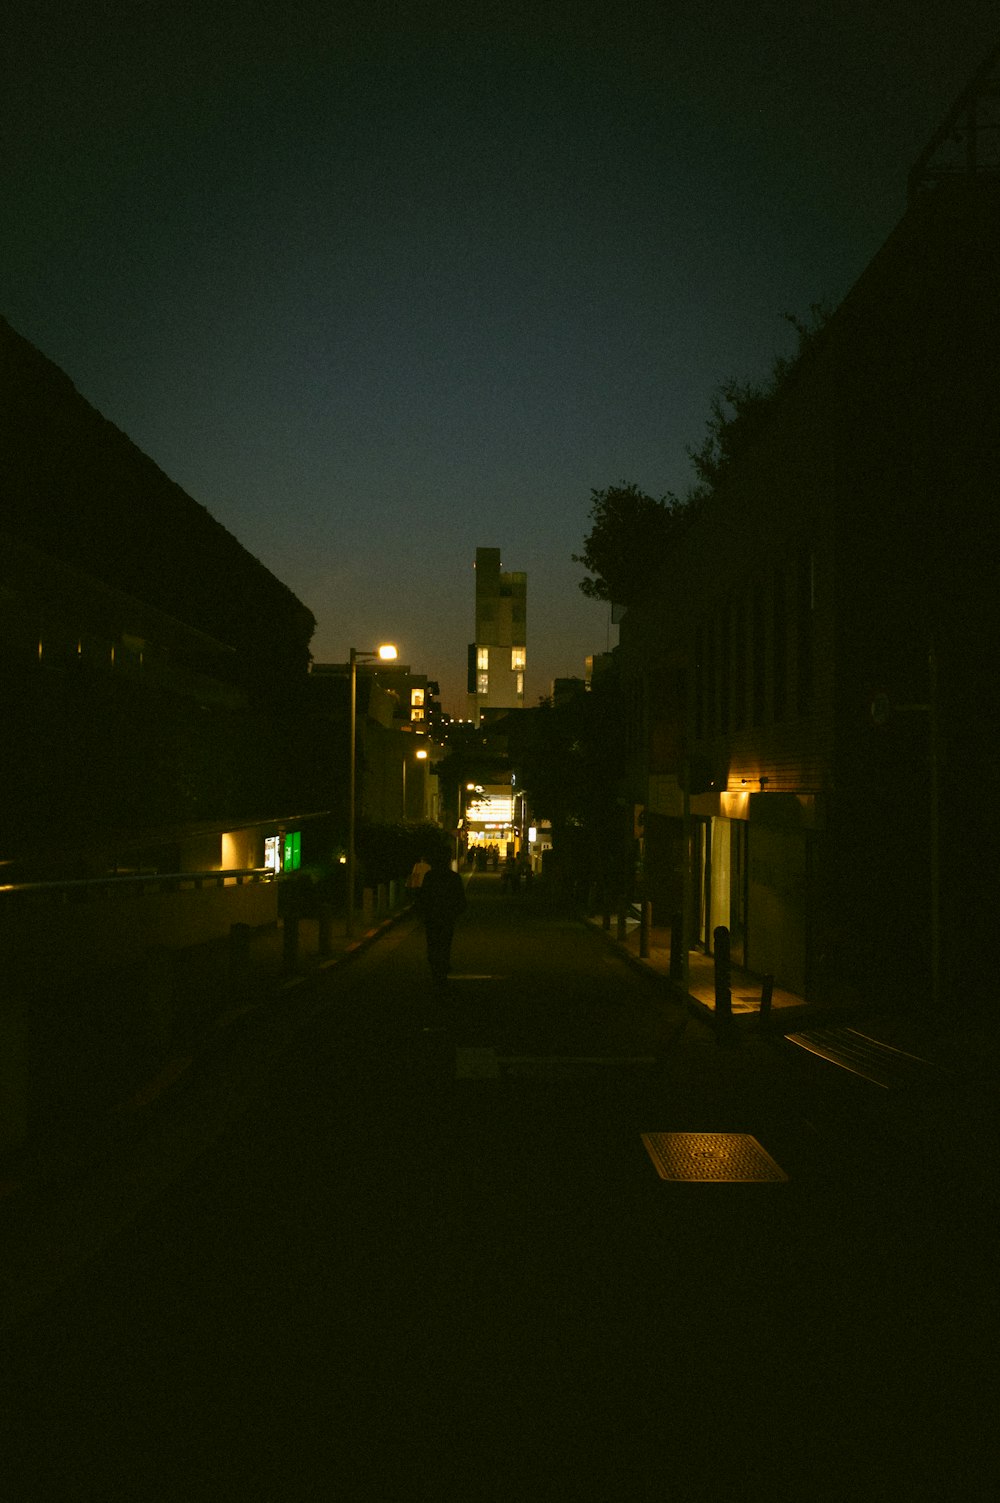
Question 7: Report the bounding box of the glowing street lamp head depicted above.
[377,643,398,661]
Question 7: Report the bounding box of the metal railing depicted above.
[0,867,276,899]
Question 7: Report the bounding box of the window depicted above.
[477,671,489,695]
[410,688,425,707]
[477,647,489,671]
[511,647,525,671]
[516,672,524,697]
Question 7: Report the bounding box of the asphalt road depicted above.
[1,876,994,1501]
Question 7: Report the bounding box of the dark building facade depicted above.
[0,317,318,875]
[619,175,997,1016]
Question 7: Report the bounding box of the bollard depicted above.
[669,913,683,982]
[317,903,333,958]
[616,897,627,942]
[758,974,775,1028]
[229,922,252,991]
[639,900,651,959]
[143,946,175,1056]
[713,925,733,1034]
[282,913,299,969]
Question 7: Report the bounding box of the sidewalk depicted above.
[587,911,813,1028]
[589,908,1000,1074]
[588,907,999,1199]
[0,897,424,1331]
[0,899,417,1206]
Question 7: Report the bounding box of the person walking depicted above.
[417,845,467,986]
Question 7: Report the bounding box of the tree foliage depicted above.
[687,305,831,499]
[574,307,831,608]
[572,482,692,607]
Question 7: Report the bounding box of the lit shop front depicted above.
[461,785,521,855]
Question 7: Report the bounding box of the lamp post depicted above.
[347,643,397,937]
[400,743,428,821]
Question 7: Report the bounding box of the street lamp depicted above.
[347,643,397,937]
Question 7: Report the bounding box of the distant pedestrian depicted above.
[417,846,467,986]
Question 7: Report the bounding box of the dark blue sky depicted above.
[5,2,997,712]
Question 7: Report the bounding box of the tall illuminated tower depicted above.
[466,547,526,725]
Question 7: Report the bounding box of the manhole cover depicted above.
[641,1132,788,1182]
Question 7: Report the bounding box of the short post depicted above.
[282,913,299,969]
[616,896,627,942]
[317,903,333,958]
[713,925,733,1036]
[669,912,683,983]
[639,900,651,959]
[758,974,774,1029]
[229,922,252,993]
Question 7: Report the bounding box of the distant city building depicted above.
[466,547,526,726]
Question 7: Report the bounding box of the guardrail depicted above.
[0,868,276,898]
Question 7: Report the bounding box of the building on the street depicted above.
[618,51,998,1017]
[0,315,318,879]
[308,660,443,827]
[466,547,526,726]
[0,316,330,1149]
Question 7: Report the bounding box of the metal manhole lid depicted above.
[641,1132,789,1182]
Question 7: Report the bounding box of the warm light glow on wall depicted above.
[222,831,249,870]
[467,794,513,822]
[720,791,750,820]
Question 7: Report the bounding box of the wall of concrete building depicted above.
[0,878,277,1152]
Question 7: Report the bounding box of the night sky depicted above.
[5,2,997,714]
